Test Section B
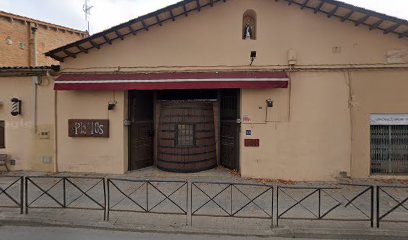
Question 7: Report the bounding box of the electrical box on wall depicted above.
[38,131,50,139]
[287,49,297,65]
[42,156,52,164]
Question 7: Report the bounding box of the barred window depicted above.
[371,125,408,175]
[177,124,194,146]
[0,121,4,148]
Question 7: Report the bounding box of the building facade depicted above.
[0,66,59,172]
[0,12,86,172]
[2,0,408,181]
[0,11,87,66]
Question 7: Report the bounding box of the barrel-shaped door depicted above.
[157,101,217,172]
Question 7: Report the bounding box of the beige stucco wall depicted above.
[55,90,127,174]
[350,70,408,179]
[240,72,351,181]
[61,0,407,70]
[53,0,408,180]
[0,76,55,171]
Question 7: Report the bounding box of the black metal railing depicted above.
[377,185,408,228]
[107,178,188,222]
[0,176,23,214]
[3,175,408,229]
[191,182,273,227]
[277,184,374,227]
[25,176,106,219]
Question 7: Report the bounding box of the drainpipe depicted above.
[31,26,39,133]
[54,85,59,173]
[31,25,38,66]
[32,76,41,133]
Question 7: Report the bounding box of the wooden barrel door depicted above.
[157,101,217,172]
[220,89,240,171]
[129,91,154,170]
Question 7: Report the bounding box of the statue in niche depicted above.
[242,14,255,40]
[244,22,253,40]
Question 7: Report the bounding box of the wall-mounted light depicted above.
[265,99,274,122]
[250,51,257,66]
[11,98,22,116]
[108,100,117,111]
[266,99,273,108]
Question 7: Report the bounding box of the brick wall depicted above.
[0,15,85,66]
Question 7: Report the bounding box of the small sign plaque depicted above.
[68,119,109,138]
[246,130,252,136]
[243,114,251,123]
[370,114,408,125]
[245,139,260,147]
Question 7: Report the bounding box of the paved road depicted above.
[0,226,323,240]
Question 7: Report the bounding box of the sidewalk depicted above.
[1,209,408,239]
[1,167,408,239]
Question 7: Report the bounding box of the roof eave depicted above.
[0,66,60,76]
[46,0,408,61]
[45,0,227,61]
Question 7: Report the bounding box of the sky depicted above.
[0,0,407,34]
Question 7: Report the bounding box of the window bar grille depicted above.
[371,125,408,175]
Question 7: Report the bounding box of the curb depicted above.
[0,219,280,238]
[1,219,408,239]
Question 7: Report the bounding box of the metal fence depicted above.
[377,185,408,227]
[107,178,188,222]
[191,181,273,227]
[0,176,23,214]
[277,184,374,227]
[2,175,408,229]
[25,176,106,219]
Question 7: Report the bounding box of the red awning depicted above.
[54,72,289,90]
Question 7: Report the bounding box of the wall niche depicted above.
[242,10,257,40]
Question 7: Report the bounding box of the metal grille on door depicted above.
[157,101,217,173]
[371,125,408,174]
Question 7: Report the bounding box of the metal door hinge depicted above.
[124,120,132,126]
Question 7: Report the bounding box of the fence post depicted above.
[271,186,274,229]
[20,176,23,214]
[103,177,106,221]
[318,188,321,219]
[24,177,28,214]
[376,186,380,228]
[146,181,149,212]
[190,182,193,226]
[106,178,110,221]
[276,186,279,227]
[370,186,374,228]
[230,184,233,216]
[186,181,189,226]
[63,177,66,208]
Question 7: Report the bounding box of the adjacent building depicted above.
[0,11,86,171]
[0,11,87,66]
